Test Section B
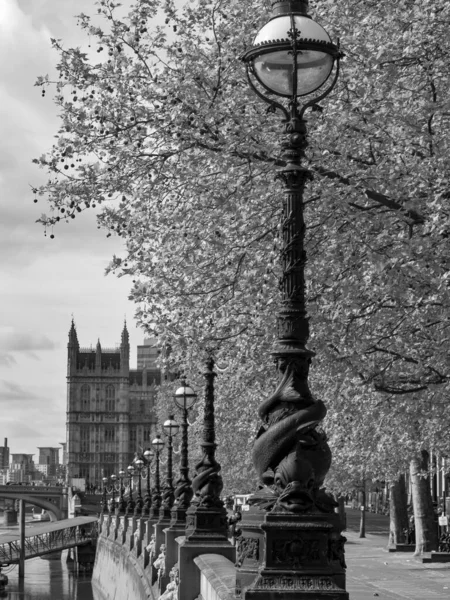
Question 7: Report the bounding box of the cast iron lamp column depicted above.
[109,474,118,513]
[126,465,135,515]
[236,1,348,599]
[116,470,127,515]
[184,357,229,541]
[171,382,197,526]
[149,434,164,522]
[160,416,180,519]
[133,458,145,516]
[101,477,108,514]
[142,448,155,517]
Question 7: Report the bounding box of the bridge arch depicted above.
[0,493,63,521]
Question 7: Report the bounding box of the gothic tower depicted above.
[65,321,159,486]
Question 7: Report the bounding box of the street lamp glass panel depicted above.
[174,385,197,410]
[163,416,180,438]
[102,477,108,483]
[127,465,135,475]
[135,459,144,469]
[111,474,117,481]
[152,435,164,451]
[252,16,334,96]
[119,470,125,478]
[144,448,154,461]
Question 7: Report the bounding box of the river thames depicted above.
[0,517,96,600]
[2,553,95,599]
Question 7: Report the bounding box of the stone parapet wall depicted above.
[194,554,237,600]
[91,514,238,600]
[92,515,155,600]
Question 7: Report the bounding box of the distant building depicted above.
[34,464,50,477]
[60,442,67,466]
[0,438,9,470]
[37,447,60,477]
[66,321,159,485]
[10,454,34,483]
[137,338,159,370]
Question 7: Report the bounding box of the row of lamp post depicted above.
[101,382,198,520]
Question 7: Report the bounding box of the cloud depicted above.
[0,329,56,365]
[0,380,41,402]
[0,355,16,367]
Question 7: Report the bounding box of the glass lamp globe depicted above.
[244,12,338,98]
[144,448,154,461]
[174,384,197,410]
[152,434,164,452]
[163,415,180,438]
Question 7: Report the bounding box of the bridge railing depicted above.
[0,522,98,563]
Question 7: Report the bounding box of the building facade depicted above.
[9,453,35,483]
[0,438,9,470]
[66,322,159,485]
[37,447,60,477]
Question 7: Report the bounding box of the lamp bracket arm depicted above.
[246,66,289,122]
[298,54,342,120]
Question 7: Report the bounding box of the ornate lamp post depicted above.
[133,458,145,516]
[160,416,180,517]
[126,465,135,515]
[171,382,197,525]
[236,2,348,599]
[116,470,127,515]
[142,448,155,517]
[149,434,164,521]
[101,477,109,514]
[154,417,180,559]
[109,474,118,513]
[184,357,229,540]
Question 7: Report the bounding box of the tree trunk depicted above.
[388,474,409,547]
[359,484,366,538]
[335,496,346,530]
[410,451,438,556]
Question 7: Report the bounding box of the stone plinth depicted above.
[177,506,235,600]
[236,507,348,599]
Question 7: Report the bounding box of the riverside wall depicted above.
[91,515,155,600]
[91,513,237,600]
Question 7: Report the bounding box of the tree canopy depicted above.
[34,0,450,491]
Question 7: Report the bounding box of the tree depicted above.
[34,0,450,523]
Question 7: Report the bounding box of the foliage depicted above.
[34,0,450,491]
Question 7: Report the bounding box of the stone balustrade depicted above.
[92,513,237,600]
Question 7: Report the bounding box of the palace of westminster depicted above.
[66,320,160,485]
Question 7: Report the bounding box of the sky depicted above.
[0,0,145,458]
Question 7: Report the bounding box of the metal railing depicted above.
[0,522,98,563]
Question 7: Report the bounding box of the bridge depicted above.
[0,516,97,565]
[0,484,67,520]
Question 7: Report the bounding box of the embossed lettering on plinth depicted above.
[236,509,348,599]
[184,505,229,542]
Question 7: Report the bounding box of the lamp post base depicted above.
[236,507,348,599]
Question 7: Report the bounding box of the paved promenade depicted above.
[345,508,450,599]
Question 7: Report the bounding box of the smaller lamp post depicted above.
[171,382,197,525]
[109,474,117,513]
[133,458,145,516]
[101,477,108,514]
[161,415,180,516]
[126,465,135,515]
[149,434,164,521]
[116,470,127,515]
[142,448,155,517]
